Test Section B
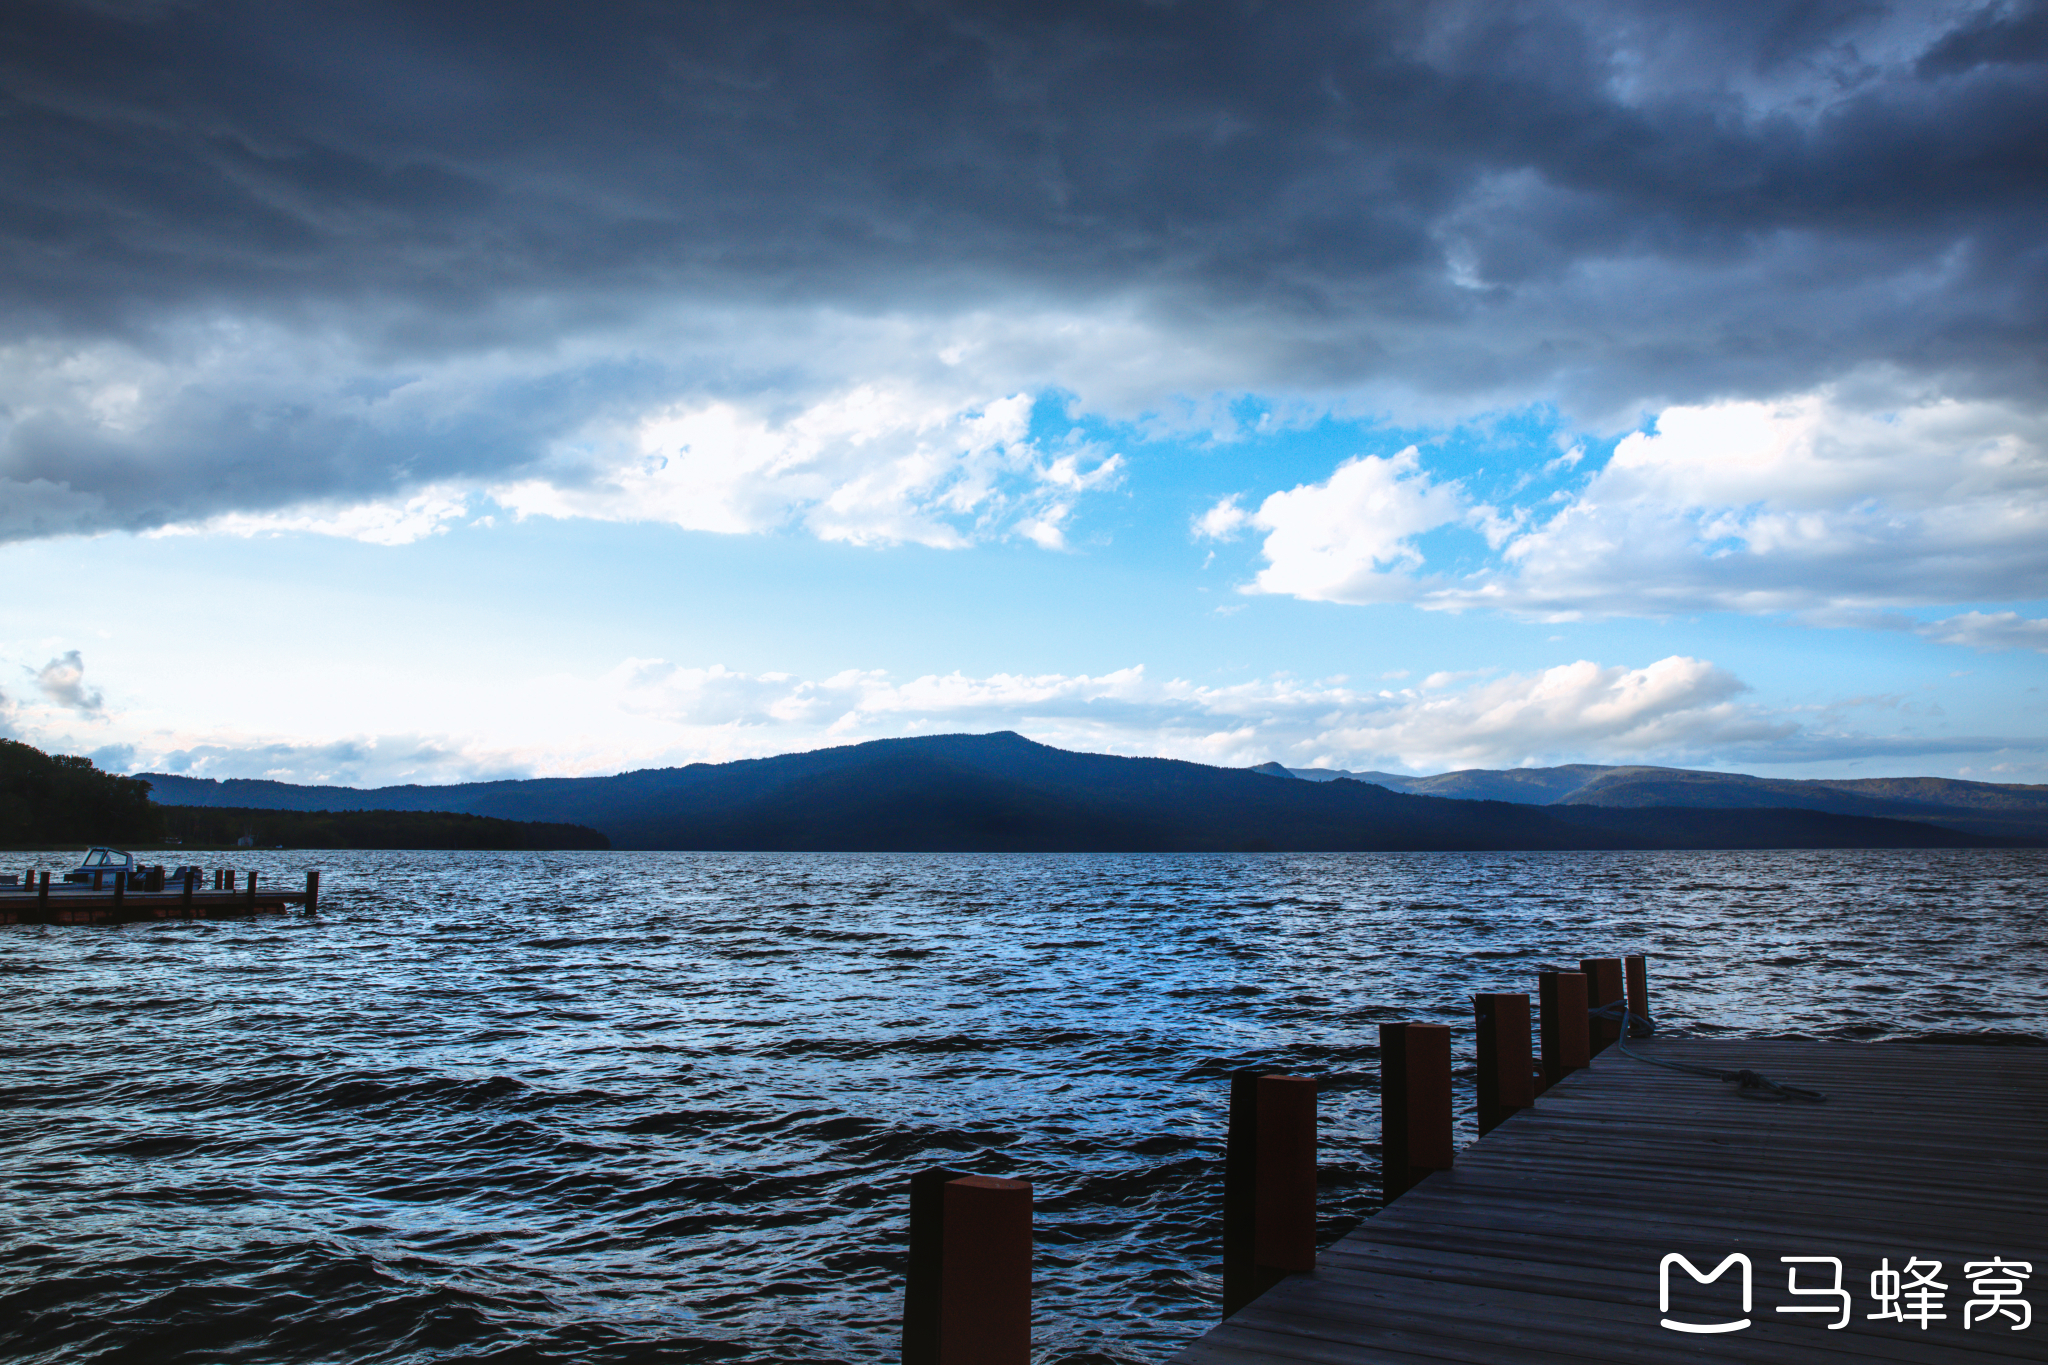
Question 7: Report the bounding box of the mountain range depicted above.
[1248,761,2048,842]
[135,733,2041,851]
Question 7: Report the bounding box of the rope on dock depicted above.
[1588,1000,1828,1103]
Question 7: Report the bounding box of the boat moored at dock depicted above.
[62,847,138,888]
[0,862,320,925]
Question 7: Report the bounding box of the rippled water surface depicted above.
[4,848,2045,1363]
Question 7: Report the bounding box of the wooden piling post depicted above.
[305,869,320,913]
[904,1166,963,1365]
[1580,957,1625,1054]
[1625,953,1650,1031]
[1223,1067,1319,1316]
[1538,971,1590,1089]
[182,869,195,909]
[940,1176,1031,1365]
[1222,1068,1262,1316]
[1379,1023,1452,1204]
[1255,1075,1317,1274]
[1473,994,1534,1135]
[38,871,50,909]
[902,1168,1031,1365]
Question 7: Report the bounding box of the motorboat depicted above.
[64,847,136,887]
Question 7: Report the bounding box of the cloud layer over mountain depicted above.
[7,641,2024,790]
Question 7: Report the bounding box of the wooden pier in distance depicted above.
[1173,1036,2048,1365]
[0,869,318,925]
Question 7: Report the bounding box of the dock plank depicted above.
[1170,1040,2047,1365]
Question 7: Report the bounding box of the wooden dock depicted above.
[0,873,316,925]
[1176,1037,2046,1364]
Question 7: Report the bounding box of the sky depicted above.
[2,0,2045,787]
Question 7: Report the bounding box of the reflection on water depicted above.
[3,849,2043,1363]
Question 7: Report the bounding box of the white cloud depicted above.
[0,307,1165,552]
[1915,612,2048,654]
[490,387,1121,550]
[1489,388,2048,614]
[1193,494,1251,540]
[25,649,1952,786]
[1308,657,1787,770]
[33,650,104,716]
[1228,385,2048,618]
[1226,447,1475,603]
[148,488,474,546]
[0,294,1232,552]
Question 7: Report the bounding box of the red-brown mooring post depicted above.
[1255,1075,1317,1272]
[246,871,257,907]
[38,871,50,909]
[306,870,321,913]
[1223,1068,1318,1317]
[1625,953,1650,1030]
[1581,957,1625,1054]
[1379,1024,1452,1204]
[902,1169,1031,1365]
[1473,994,1534,1135]
[1538,971,1590,1090]
[182,869,195,909]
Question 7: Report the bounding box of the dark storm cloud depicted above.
[2,0,2044,534]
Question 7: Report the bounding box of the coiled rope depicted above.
[1587,999,1827,1103]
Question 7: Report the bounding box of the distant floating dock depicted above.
[0,868,317,924]
[1172,1036,2047,1364]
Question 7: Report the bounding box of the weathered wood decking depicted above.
[1176,1038,2047,1365]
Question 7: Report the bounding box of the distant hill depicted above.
[137,733,2025,852]
[0,739,604,850]
[1265,762,1616,804]
[157,805,610,851]
[1266,760,2048,841]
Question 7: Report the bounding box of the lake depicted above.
[4,848,2043,1363]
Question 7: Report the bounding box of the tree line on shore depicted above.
[0,741,608,850]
